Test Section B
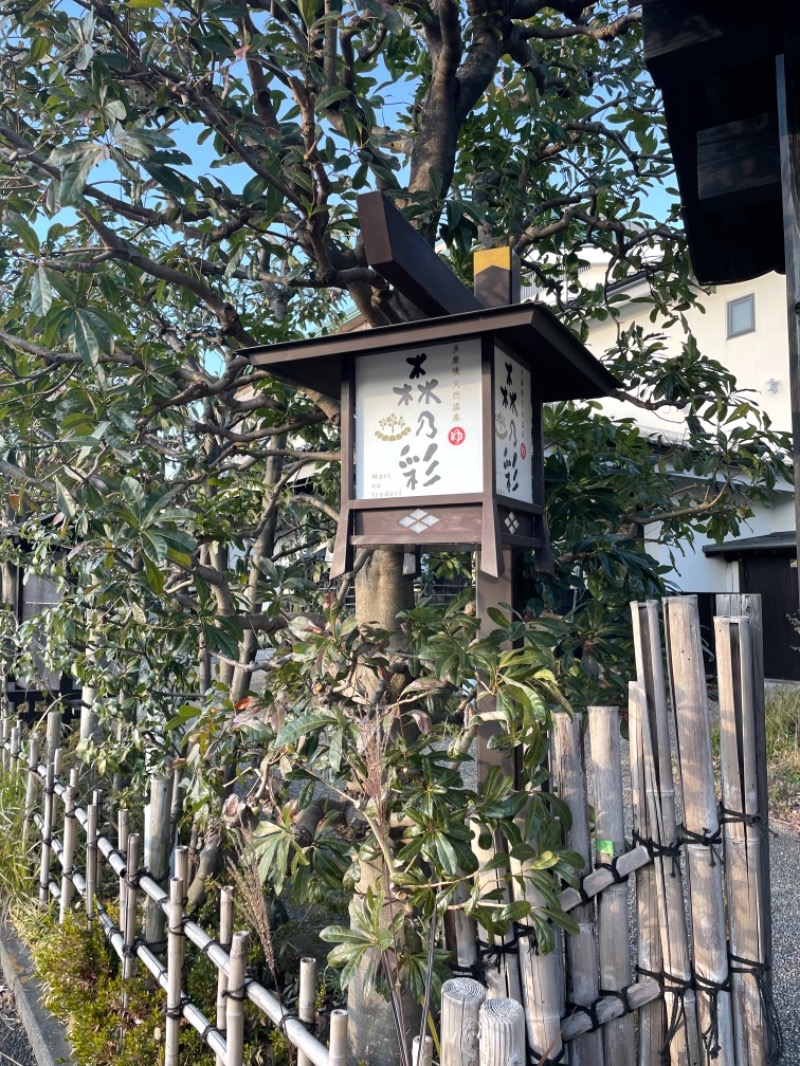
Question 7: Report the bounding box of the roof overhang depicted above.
[240,302,619,403]
[703,529,797,558]
[643,1,795,284]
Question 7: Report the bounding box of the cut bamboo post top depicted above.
[478,998,525,1066]
[441,978,485,1066]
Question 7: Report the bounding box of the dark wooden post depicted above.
[778,48,800,596]
[473,247,523,789]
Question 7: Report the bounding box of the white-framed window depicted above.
[727,294,755,338]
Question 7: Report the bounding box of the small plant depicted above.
[16,905,215,1066]
[0,758,37,912]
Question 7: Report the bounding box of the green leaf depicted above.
[120,476,147,512]
[71,310,101,365]
[59,146,103,204]
[54,478,78,520]
[31,266,53,316]
[6,212,40,255]
[275,713,335,748]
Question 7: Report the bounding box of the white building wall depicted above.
[540,259,795,592]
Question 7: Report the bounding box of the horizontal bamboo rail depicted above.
[19,746,339,1066]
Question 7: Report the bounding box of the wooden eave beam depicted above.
[357,191,483,318]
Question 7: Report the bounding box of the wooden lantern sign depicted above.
[242,302,617,578]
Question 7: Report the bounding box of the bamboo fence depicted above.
[0,595,781,1066]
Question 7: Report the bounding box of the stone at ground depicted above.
[0,979,35,1066]
[769,829,800,1063]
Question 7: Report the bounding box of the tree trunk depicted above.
[347,855,422,1066]
[348,549,417,1066]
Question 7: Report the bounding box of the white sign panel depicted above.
[355,338,483,500]
[494,348,533,502]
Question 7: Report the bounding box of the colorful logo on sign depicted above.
[448,426,466,446]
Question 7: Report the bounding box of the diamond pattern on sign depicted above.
[505,512,520,534]
[399,509,440,534]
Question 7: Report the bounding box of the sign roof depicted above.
[240,301,619,403]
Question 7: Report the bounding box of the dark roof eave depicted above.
[239,302,620,404]
[703,530,798,558]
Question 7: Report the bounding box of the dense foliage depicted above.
[0,1,791,1059]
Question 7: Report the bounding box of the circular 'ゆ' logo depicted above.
[448,426,466,446]
[520,443,527,459]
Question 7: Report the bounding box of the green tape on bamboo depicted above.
[596,839,615,858]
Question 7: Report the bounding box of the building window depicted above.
[727,294,755,337]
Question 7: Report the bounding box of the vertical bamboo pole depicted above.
[553,712,603,1066]
[715,592,772,1016]
[587,706,634,1066]
[631,602,700,1066]
[59,768,79,924]
[477,998,525,1066]
[441,977,485,1066]
[2,714,10,772]
[38,761,55,908]
[216,885,234,1066]
[443,881,479,980]
[145,776,172,948]
[297,957,317,1066]
[329,1009,348,1066]
[413,1035,434,1066]
[10,724,20,770]
[174,845,189,892]
[174,844,189,971]
[123,833,140,1003]
[510,824,564,1063]
[165,877,184,1066]
[45,708,61,764]
[664,597,734,1066]
[715,617,768,1066]
[628,684,665,1066]
[86,793,98,920]
[473,827,522,1002]
[22,734,39,852]
[118,808,129,938]
[226,931,250,1066]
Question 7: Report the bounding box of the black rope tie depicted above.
[148,939,168,954]
[126,866,150,889]
[122,937,141,960]
[637,965,694,1065]
[596,854,627,884]
[599,983,635,1016]
[448,960,486,983]
[575,880,594,905]
[165,994,189,1020]
[200,938,221,958]
[694,972,730,1059]
[565,997,603,1033]
[728,953,784,1065]
[477,938,519,970]
[680,824,723,867]
[632,829,682,877]
[199,1021,218,1043]
[527,1044,565,1066]
[224,977,253,1003]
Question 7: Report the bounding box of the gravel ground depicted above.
[0,978,35,1066]
[770,828,800,1062]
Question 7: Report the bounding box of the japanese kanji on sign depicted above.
[241,302,616,578]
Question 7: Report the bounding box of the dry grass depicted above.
[765,686,800,829]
